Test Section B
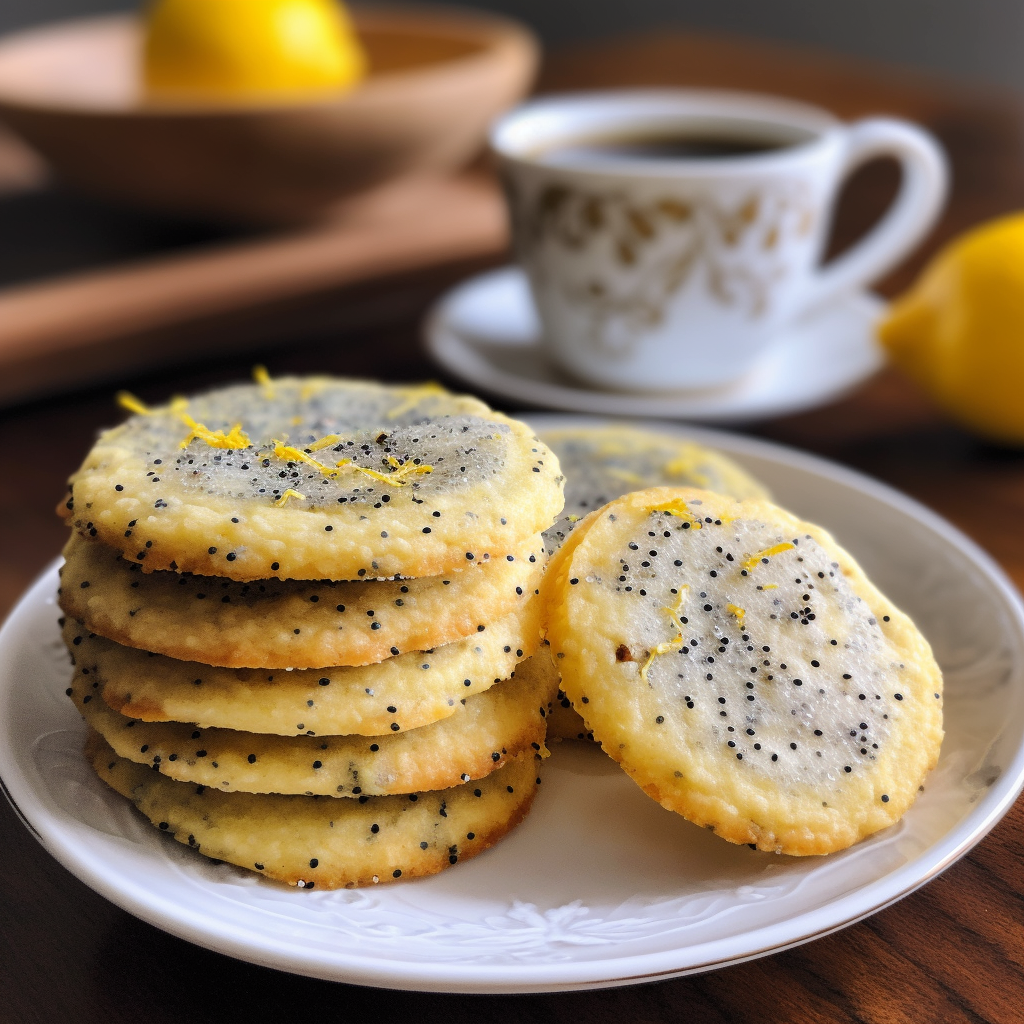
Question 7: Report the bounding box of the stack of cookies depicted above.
[58,376,564,889]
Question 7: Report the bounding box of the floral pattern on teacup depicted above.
[508,180,817,357]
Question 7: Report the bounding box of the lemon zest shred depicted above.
[117,391,154,416]
[119,390,250,451]
[651,498,702,529]
[119,389,186,417]
[567,514,580,523]
[269,441,433,487]
[741,543,795,570]
[333,457,395,484]
[761,583,778,591]
[252,365,275,399]
[307,434,341,453]
[640,638,683,681]
[272,441,339,476]
[663,584,690,635]
[641,586,689,681]
[179,413,250,450]
[332,456,434,486]
[386,381,448,419]
[726,603,746,628]
[275,489,306,506]
[384,454,434,483]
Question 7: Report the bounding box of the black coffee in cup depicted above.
[492,90,946,392]
[533,128,798,166]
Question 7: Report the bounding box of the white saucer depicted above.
[424,267,886,421]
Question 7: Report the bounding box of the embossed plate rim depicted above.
[1,419,1023,993]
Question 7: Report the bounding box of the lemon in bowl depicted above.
[878,212,1024,445]
[143,0,366,100]
[0,6,537,222]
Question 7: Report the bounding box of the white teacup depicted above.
[491,90,947,393]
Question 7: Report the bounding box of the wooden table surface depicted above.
[2,31,1024,1024]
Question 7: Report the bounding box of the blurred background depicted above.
[4,0,1024,93]
[1,0,1022,427]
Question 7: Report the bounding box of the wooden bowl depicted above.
[0,5,537,223]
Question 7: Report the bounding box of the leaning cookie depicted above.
[88,732,542,889]
[59,532,545,669]
[70,657,555,797]
[543,487,943,856]
[62,377,564,582]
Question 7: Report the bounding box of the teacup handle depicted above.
[804,117,948,313]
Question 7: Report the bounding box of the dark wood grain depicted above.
[2,30,1023,1024]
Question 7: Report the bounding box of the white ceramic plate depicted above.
[2,420,1023,994]
[424,267,886,421]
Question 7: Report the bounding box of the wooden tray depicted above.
[0,127,507,405]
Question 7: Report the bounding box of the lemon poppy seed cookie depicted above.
[69,656,555,796]
[538,425,769,741]
[64,604,539,736]
[61,373,563,888]
[544,487,943,856]
[540,424,768,553]
[62,377,564,581]
[59,532,546,669]
[88,732,543,889]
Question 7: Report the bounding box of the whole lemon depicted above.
[143,0,366,100]
[878,212,1024,445]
